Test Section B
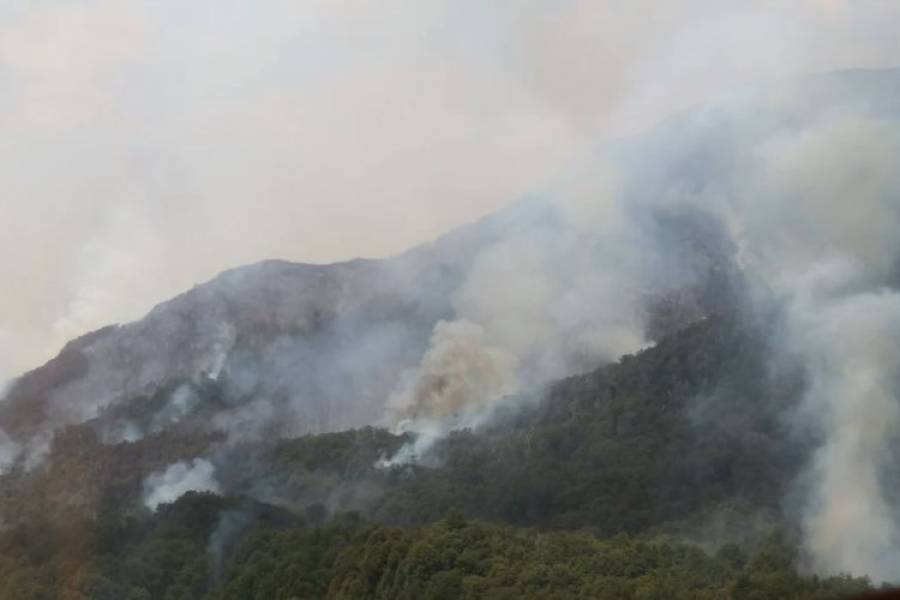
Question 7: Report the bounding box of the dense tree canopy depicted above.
[0,494,873,599]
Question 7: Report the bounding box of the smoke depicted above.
[385,74,900,581]
[143,458,221,510]
[0,428,21,475]
[384,170,649,437]
[791,285,900,582]
[207,509,255,582]
[2,0,900,585]
[3,0,900,382]
[633,101,900,579]
[385,319,518,458]
[752,116,900,581]
[151,384,201,431]
[743,116,900,581]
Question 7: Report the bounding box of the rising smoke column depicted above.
[385,79,900,581]
[387,319,518,428]
[701,108,900,581]
[384,166,650,440]
[789,279,900,581]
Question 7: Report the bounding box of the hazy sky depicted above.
[2,0,899,381]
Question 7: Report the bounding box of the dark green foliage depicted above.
[0,493,873,599]
[211,516,869,600]
[218,427,412,518]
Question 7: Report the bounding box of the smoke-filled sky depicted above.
[2,0,899,381]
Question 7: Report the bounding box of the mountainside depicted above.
[0,311,871,599]
[18,68,898,463]
[2,68,900,598]
[0,196,737,469]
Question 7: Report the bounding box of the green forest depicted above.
[0,493,873,599]
[0,315,884,598]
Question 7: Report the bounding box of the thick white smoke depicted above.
[385,81,900,583]
[685,110,900,580]
[3,0,900,585]
[143,458,221,510]
[741,115,900,581]
[760,119,900,581]
[790,283,900,581]
[385,165,649,438]
[3,0,900,383]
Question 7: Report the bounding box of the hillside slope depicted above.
[2,68,900,597]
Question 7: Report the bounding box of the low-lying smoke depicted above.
[143,458,221,510]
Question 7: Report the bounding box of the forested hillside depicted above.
[0,492,873,599]
[4,68,900,597]
[223,312,796,536]
[0,311,875,598]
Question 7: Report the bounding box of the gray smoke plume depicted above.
[735,114,900,582]
[4,0,900,384]
[207,509,255,582]
[3,1,900,584]
[143,458,221,510]
[384,319,518,463]
[0,428,20,475]
[384,72,900,583]
[790,284,900,581]
[384,167,650,440]
[388,319,518,428]
[635,92,900,581]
